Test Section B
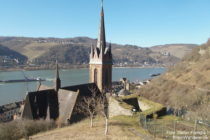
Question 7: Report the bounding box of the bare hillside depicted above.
[151,44,197,59]
[138,39,210,120]
[0,36,197,66]
[30,117,151,140]
[0,44,27,65]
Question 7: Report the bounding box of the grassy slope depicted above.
[0,44,27,63]
[150,44,196,59]
[21,42,59,61]
[29,116,153,140]
[0,37,60,61]
[138,40,210,120]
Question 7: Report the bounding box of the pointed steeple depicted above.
[109,41,112,56]
[55,60,61,92]
[97,0,106,55]
[56,60,59,79]
[101,0,104,7]
[89,0,112,92]
[90,44,93,58]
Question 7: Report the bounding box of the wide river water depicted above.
[0,68,165,106]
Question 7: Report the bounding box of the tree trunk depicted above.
[193,119,197,138]
[90,114,93,128]
[105,117,108,135]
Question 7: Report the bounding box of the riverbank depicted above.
[0,64,167,72]
[0,67,166,106]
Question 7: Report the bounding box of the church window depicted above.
[94,69,98,84]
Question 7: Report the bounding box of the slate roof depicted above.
[62,83,99,97]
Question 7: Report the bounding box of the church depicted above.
[21,1,112,124]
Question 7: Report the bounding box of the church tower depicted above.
[89,0,112,92]
[55,60,61,92]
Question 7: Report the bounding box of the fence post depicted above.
[193,119,197,138]
[173,120,177,137]
[144,116,147,129]
[162,123,164,138]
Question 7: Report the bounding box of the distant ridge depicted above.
[0,36,197,66]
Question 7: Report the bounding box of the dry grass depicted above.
[21,42,59,60]
[146,118,210,139]
[137,41,210,121]
[29,116,152,140]
[0,120,55,140]
[151,44,195,59]
[113,97,134,110]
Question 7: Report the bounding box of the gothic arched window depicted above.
[94,69,98,84]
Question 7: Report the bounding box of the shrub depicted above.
[0,120,56,140]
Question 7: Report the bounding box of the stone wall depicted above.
[108,97,132,118]
[89,64,112,91]
[89,64,103,91]
[138,100,152,111]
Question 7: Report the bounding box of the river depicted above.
[0,67,165,106]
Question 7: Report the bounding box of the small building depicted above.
[0,101,22,122]
[118,89,131,96]
[120,78,130,90]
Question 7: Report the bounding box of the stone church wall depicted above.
[108,97,132,118]
[138,100,152,111]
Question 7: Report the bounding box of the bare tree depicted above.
[74,86,110,135]
[97,91,109,135]
[74,86,98,128]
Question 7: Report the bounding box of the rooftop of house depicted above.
[0,101,22,114]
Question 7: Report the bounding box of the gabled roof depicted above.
[62,83,99,97]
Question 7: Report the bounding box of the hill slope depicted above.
[138,39,210,120]
[0,44,27,65]
[150,44,197,59]
[30,116,151,140]
[0,37,196,66]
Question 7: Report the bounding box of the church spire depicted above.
[56,60,59,78]
[55,60,61,92]
[89,0,112,92]
[101,0,103,7]
[97,0,106,55]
